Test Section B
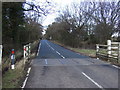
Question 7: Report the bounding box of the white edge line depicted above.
[112,65,119,69]
[26,74,29,77]
[21,77,28,88]
[27,67,31,74]
[82,72,103,88]
[21,67,32,88]
[37,43,41,56]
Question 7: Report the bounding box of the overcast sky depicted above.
[26,0,118,27]
[41,0,117,27]
[42,0,82,27]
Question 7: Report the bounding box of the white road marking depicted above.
[26,74,29,77]
[56,51,60,55]
[82,72,103,89]
[21,77,28,88]
[51,47,55,50]
[27,67,31,74]
[112,65,119,69]
[37,43,41,56]
[21,67,32,88]
[45,59,48,65]
[46,42,65,59]
[56,51,65,58]
[61,55,65,59]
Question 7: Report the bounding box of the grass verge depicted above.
[52,40,120,66]
[69,47,96,58]
[2,40,39,88]
[2,60,25,88]
[51,40,96,58]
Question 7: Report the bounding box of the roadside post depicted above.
[26,46,29,59]
[96,44,99,59]
[24,45,27,64]
[23,43,31,64]
[107,40,111,61]
[28,43,31,59]
[0,45,2,65]
[11,49,15,69]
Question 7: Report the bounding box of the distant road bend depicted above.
[24,40,119,89]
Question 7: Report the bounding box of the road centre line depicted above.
[56,51,60,55]
[51,47,55,50]
[56,51,65,58]
[61,55,65,59]
[82,72,103,89]
[46,42,65,59]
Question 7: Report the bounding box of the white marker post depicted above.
[23,45,27,64]
[23,43,31,64]
[28,43,31,59]
[96,44,99,59]
[11,49,15,69]
[107,40,111,61]
[0,45,2,65]
[26,46,29,59]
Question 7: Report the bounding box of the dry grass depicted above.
[2,40,39,88]
[51,40,96,58]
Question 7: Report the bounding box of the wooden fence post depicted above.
[118,43,120,63]
[107,40,111,61]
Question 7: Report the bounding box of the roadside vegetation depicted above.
[52,41,96,58]
[3,61,25,88]
[45,1,120,65]
[2,40,39,88]
[2,1,54,88]
[45,1,120,48]
[52,40,120,66]
[2,1,120,88]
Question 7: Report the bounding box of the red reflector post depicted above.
[12,49,14,54]
[24,48,26,51]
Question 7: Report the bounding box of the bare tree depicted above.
[23,0,55,23]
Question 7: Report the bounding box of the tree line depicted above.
[45,1,120,49]
[2,1,52,56]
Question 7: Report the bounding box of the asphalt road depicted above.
[25,40,119,89]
